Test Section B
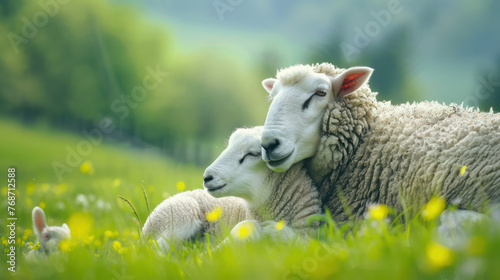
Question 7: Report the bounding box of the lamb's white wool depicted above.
[142,189,249,251]
[261,62,500,222]
[204,127,321,237]
[31,206,71,254]
[142,127,321,251]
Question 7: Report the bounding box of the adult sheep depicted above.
[143,127,321,251]
[260,63,500,222]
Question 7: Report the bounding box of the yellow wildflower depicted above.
[459,166,467,176]
[83,235,95,245]
[467,236,486,256]
[58,239,72,252]
[2,186,7,196]
[80,161,95,175]
[26,182,35,196]
[112,179,121,188]
[118,247,128,254]
[94,239,102,248]
[2,238,8,246]
[235,221,256,240]
[112,241,122,251]
[32,242,40,250]
[41,183,50,192]
[67,212,93,240]
[275,220,285,230]
[176,181,185,192]
[206,206,222,222]
[104,230,114,238]
[148,185,155,193]
[422,196,446,221]
[368,204,389,220]
[54,183,67,195]
[426,242,454,269]
[26,198,33,207]
[39,202,46,209]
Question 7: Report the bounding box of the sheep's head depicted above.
[203,127,272,205]
[32,206,71,254]
[260,63,373,172]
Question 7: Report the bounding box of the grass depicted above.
[1,118,500,280]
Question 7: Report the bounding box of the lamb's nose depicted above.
[261,138,280,153]
[203,175,213,183]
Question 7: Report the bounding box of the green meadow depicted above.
[1,119,500,280]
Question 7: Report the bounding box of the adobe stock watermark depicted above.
[7,0,70,53]
[51,65,169,182]
[341,0,411,62]
[213,0,244,21]
[463,73,500,109]
[282,243,338,280]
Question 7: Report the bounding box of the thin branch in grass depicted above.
[141,184,150,215]
[132,217,141,228]
[118,195,141,227]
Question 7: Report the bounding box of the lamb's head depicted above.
[203,126,273,205]
[260,63,373,172]
[32,206,71,254]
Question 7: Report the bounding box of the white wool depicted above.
[263,62,500,223]
[142,189,249,250]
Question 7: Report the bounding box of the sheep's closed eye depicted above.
[239,152,260,164]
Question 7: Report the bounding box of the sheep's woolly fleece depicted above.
[281,63,500,222]
[247,161,321,232]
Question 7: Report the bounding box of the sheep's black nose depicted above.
[262,138,280,153]
[203,175,213,183]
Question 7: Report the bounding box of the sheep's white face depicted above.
[261,66,373,172]
[261,74,333,172]
[203,127,271,205]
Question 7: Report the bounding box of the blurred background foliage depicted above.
[1,0,499,167]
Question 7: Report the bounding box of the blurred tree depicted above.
[477,56,500,112]
[308,25,424,104]
[0,0,267,164]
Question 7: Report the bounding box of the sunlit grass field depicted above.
[1,119,500,280]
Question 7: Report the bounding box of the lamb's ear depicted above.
[262,78,277,94]
[32,207,47,235]
[61,223,70,233]
[331,67,373,99]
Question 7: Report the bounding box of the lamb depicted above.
[260,62,500,222]
[142,188,249,251]
[203,126,321,239]
[142,127,321,250]
[30,206,71,254]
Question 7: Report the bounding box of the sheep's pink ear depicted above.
[262,78,277,94]
[331,67,373,99]
[32,207,47,235]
